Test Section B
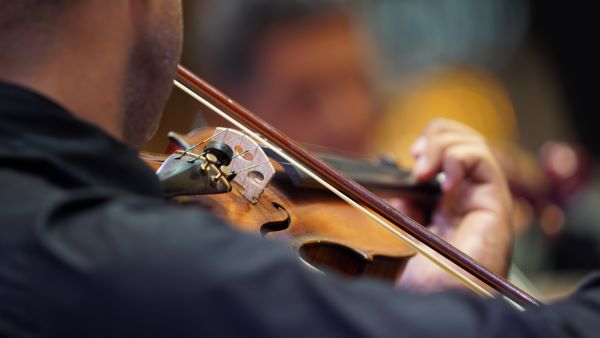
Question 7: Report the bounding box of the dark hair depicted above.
[199,0,351,83]
[0,1,74,30]
[0,1,76,63]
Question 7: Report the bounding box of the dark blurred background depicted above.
[146,0,599,300]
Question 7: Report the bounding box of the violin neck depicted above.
[265,147,441,197]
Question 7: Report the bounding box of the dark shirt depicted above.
[0,81,597,338]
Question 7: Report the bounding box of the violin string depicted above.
[226,130,248,147]
[232,145,259,160]
[187,151,208,163]
[231,161,269,175]
[173,79,506,307]
[296,141,372,161]
[277,161,312,167]
[175,129,226,159]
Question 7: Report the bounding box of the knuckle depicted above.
[425,118,447,134]
[445,147,463,161]
[426,136,448,156]
[471,133,486,143]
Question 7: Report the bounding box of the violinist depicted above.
[0,1,597,337]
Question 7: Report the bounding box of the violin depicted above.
[141,65,541,309]
[142,127,440,281]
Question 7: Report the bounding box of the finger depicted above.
[410,136,427,157]
[424,118,482,137]
[435,143,511,217]
[443,143,502,185]
[441,156,465,192]
[412,132,484,181]
[416,119,484,158]
[411,119,483,158]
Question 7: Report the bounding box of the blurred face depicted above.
[242,16,378,153]
[122,0,183,149]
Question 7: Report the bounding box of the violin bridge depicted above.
[212,127,275,204]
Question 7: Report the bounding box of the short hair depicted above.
[0,1,76,63]
[199,0,351,83]
[0,1,73,29]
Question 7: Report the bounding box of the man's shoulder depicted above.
[0,165,228,256]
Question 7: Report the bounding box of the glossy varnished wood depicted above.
[142,150,414,282]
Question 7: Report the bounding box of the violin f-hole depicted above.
[259,202,291,237]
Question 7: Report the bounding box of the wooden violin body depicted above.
[140,127,445,282]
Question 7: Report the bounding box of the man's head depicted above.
[201,0,378,153]
[0,0,183,149]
